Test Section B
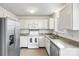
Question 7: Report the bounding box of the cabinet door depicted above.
[46,38,48,52]
[20,36,27,47]
[73,3,79,30]
[45,37,50,55]
[47,39,50,55]
[39,36,45,47]
[56,4,73,31]
[45,37,48,49]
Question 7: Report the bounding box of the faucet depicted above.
[54,32,59,39]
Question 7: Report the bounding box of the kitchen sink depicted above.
[49,34,60,39]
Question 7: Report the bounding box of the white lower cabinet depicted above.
[20,36,28,47]
[50,40,79,56]
[45,37,50,55]
[39,35,45,47]
[59,48,79,56]
[45,35,79,56]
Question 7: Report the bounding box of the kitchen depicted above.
[0,3,79,56]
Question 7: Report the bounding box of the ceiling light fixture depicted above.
[30,9,36,14]
[26,7,38,14]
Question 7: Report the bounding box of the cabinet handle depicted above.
[35,38,37,43]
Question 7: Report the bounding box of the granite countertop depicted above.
[20,33,52,36]
[20,33,29,36]
[45,35,79,48]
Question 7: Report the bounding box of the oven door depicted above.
[28,36,39,48]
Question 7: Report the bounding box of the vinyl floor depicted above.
[20,48,48,56]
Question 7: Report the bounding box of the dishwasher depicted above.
[50,41,59,56]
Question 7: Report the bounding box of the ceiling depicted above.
[0,3,66,16]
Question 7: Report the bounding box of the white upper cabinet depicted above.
[54,3,79,32]
[73,4,79,30]
[0,7,4,17]
[57,4,73,31]
[49,17,55,29]
[19,16,49,29]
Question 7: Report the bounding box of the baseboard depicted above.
[39,47,45,48]
[20,47,28,48]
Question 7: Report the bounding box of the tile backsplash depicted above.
[66,30,79,38]
[20,29,53,34]
[66,30,79,42]
[73,30,79,38]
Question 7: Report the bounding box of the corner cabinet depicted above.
[57,3,79,31]
[57,4,73,31]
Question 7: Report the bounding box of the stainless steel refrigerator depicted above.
[0,17,20,56]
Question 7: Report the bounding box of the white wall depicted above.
[18,16,49,29]
[0,6,17,20]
